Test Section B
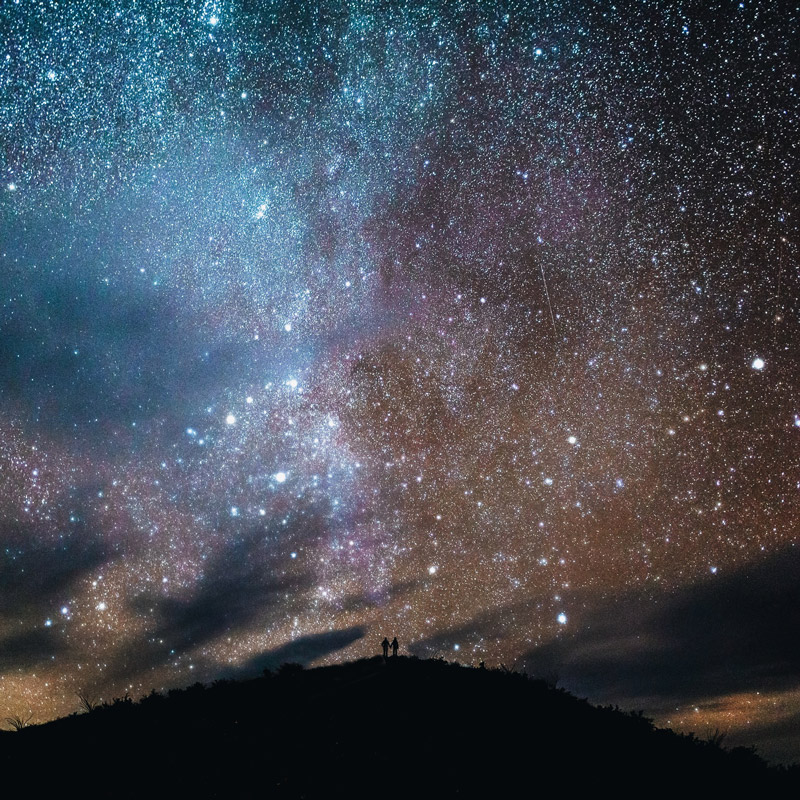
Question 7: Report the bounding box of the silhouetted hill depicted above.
[2,656,797,797]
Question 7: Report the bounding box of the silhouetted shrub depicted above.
[4,714,32,731]
[76,691,99,713]
[107,693,133,708]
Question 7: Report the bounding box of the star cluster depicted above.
[1,0,798,763]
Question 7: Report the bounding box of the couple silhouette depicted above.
[381,637,399,658]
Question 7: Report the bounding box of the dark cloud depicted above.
[404,551,800,762]
[232,626,367,677]
[0,627,67,673]
[124,530,316,676]
[337,580,422,614]
[0,271,227,435]
[131,572,311,656]
[522,548,800,703]
[0,525,107,614]
[408,596,547,659]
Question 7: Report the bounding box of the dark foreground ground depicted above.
[1,656,797,797]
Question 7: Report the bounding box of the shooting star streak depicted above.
[540,263,557,337]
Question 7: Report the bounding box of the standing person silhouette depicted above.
[381,637,390,658]
[390,637,399,657]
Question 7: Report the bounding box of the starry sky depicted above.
[1,0,798,763]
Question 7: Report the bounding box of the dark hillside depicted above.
[1,657,796,797]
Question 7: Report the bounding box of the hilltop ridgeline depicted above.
[1,656,796,797]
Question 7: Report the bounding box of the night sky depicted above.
[1,0,798,763]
